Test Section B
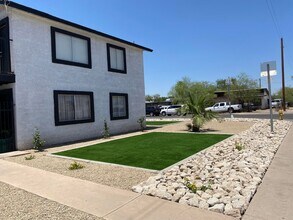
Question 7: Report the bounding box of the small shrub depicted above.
[184,178,197,193]
[32,128,45,151]
[25,154,35,160]
[69,161,84,170]
[235,141,245,151]
[199,184,212,192]
[184,178,211,193]
[137,116,145,132]
[102,120,110,139]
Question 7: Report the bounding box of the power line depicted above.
[265,0,282,38]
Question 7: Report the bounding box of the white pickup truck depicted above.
[271,99,282,108]
[205,102,242,113]
[271,99,288,108]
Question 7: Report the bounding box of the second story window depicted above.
[107,43,126,73]
[0,17,11,74]
[51,27,92,68]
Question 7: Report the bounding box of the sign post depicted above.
[261,61,276,133]
[226,77,233,118]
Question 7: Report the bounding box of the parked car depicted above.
[205,102,242,113]
[271,99,282,108]
[271,99,288,108]
[242,103,258,112]
[160,105,182,116]
[146,106,161,116]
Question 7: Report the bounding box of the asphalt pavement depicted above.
[147,109,293,121]
[221,111,293,121]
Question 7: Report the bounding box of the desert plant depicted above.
[184,178,211,193]
[184,178,197,193]
[25,154,35,160]
[181,93,218,132]
[69,161,84,170]
[199,184,212,192]
[235,141,245,151]
[102,120,110,139]
[137,116,145,132]
[32,128,45,151]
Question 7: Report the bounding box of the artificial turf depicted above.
[55,132,231,170]
[146,121,179,126]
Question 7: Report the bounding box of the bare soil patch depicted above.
[153,119,254,134]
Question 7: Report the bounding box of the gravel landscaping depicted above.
[0,181,103,220]
[3,118,251,192]
[133,119,292,218]
[4,154,154,191]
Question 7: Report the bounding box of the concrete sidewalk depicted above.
[243,125,293,220]
[0,160,234,220]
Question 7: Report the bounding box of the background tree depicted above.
[231,73,259,105]
[145,94,168,102]
[168,77,216,105]
[273,87,293,106]
[216,78,237,90]
[145,94,153,102]
[216,73,259,105]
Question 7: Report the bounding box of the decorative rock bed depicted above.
[133,119,292,218]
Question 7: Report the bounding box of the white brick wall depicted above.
[1,8,146,150]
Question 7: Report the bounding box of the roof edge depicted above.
[1,1,153,52]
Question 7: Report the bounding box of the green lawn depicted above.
[55,132,231,170]
[146,121,179,126]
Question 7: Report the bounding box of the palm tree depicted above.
[181,93,218,132]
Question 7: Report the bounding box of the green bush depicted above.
[137,116,145,132]
[235,141,245,151]
[184,178,212,193]
[25,154,35,160]
[102,120,110,139]
[32,128,45,151]
[69,161,84,170]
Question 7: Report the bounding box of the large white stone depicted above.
[207,197,219,206]
[208,203,225,213]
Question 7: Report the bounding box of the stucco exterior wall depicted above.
[5,8,146,150]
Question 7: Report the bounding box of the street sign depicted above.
[260,61,277,77]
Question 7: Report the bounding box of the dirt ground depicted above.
[153,119,254,134]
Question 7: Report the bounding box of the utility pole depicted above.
[281,38,286,110]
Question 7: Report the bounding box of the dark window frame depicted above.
[51,27,92,69]
[107,43,127,74]
[54,90,95,126]
[109,93,129,120]
[0,17,11,74]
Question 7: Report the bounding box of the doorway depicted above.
[0,89,15,153]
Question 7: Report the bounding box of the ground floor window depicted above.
[110,93,128,120]
[54,90,94,126]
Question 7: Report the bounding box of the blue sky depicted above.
[12,0,293,96]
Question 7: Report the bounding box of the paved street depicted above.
[147,109,293,121]
[221,110,293,121]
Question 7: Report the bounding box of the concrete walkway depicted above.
[0,160,234,220]
[243,125,293,220]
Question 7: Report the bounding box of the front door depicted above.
[0,89,15,153]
